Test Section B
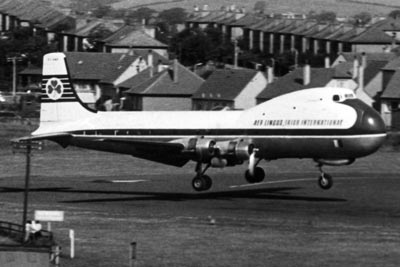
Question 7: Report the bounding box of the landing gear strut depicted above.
[192,162,212,192]
[317,163,333,190]
[244,149,265,183]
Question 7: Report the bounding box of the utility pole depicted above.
[7,55,24,97]
[22,140,31,238]
[12,139,42,242]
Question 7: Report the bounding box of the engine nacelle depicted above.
[195,138,216,162]
[235,140,254,161]
[214,140,254,166]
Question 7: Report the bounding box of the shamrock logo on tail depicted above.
[46,78,64,100]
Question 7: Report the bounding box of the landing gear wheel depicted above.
[245,167,265,183]
[192,175,212,192]
[318,173,333,190]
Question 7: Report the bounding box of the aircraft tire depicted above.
[192,175,212,191]
[245,167,265,183]
[318,173,333,190]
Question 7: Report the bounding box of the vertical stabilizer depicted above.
[40,53,96,123]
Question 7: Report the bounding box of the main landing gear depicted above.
[191,149,266,191]
[317,163,333,190]
[192,162,212,192]
[244,150,265,183]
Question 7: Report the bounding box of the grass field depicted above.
[0,119,400,266]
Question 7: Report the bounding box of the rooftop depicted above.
[64,52,140,83]
[257,67,335,100]
[101,25,167,48]
[121,61,204,96]
[192,68,260,101]
[381,70,400,99]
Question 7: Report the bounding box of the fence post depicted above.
[129,242,137,267]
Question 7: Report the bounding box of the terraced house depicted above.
[186,6,400,57]
[0,0,75,46]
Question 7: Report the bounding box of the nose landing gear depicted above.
[317,163,333,190]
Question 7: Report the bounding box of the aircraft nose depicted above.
[361,107,386,135]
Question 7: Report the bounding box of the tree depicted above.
[388,10,400,19]
[158,8,187,25]
[92,5,113,18]
[253,1,267,13]
[353,12,372,26]
[171,28,227,65]
[0,28,56,65]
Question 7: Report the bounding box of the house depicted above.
[58,18,122,52]
[379,57,400,129]
[192,68,267,110]
[186,8,400,58]
[349,18,400,53]
[331,52,397,66]
[120,59,204,111]
[98,25,169,57]
[256,65,355,103]
[330,52,399,110]
[0,0,76,45]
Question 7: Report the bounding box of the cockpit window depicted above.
[333,93,355,102]
[333,95,340,102]
[344,93,355,99]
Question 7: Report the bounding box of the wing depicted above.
[100,138,189,167]
[15,133,190,167]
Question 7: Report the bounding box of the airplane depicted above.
[20,52,387,192]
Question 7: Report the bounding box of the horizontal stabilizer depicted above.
[14,133,72,148]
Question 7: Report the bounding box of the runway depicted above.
[0,149,399,266]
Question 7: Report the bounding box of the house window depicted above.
[391,101,399,111]
[132,96,143,111]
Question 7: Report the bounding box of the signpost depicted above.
[34,210,64,231]
[11,139,42,241]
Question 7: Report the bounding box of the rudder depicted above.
[40,52,96,123]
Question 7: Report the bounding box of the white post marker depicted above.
[130,242,137,267]
[69,229,75,259]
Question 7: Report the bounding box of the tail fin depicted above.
[40,52,96,123]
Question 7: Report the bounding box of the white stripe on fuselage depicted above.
[34,87,359,136]
[71,133,386,140]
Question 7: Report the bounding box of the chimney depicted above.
[173,59,179,83]
[352,57,359,79]
[267,66,274,84]
[303,64,310,86]
[324,56,330,68]
[361,52,367,68]
[147,50,153,68]
[391,32,397,50]
[357,65,364,92]
[233,39,238,69]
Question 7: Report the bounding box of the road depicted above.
[0,148,399,266]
